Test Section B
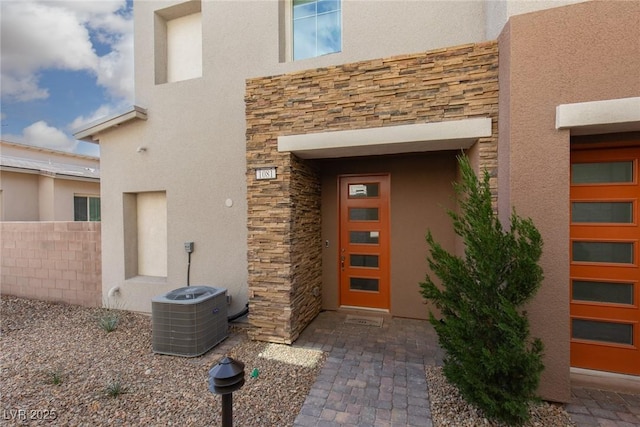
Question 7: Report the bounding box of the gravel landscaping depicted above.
[2,296,578,426]
[426,366,576,427]
[1,296,324,426]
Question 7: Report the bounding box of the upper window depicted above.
[293,0,341,61]
[74,196,101,222]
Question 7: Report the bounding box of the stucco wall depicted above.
[498,0,640,402]
[246,42,498,343]
[0,172,39,221]
[53,179,101,221]
[0,172,99,222]
[1,221,102,307]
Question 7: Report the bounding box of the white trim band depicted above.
[277,117,492,159]
[556,97,640,135]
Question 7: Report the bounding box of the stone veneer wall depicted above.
[1,221,102,307]
[245,41,499,343]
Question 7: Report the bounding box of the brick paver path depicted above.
[291,311,640,427]
[293,312,442,427]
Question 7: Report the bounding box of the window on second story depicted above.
[74,195,101,222]
[293,0,341,61]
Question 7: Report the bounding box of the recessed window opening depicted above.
[123,191,167,279]
[155,0,202,84]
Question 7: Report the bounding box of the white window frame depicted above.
[74,195,101,222]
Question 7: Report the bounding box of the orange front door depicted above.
[339,175,390,309]
[570,146,640,375]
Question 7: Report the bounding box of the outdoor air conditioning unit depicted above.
[152,286,228,357]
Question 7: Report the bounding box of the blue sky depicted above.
[1,0,134,157]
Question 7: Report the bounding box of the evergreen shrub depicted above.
[420,154,545,425]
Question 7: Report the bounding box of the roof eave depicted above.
[0,165,100,182]
[73,105,147,143]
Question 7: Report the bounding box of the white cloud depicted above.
[0,73,49,102]
[0,0,133,103]
[16,121,78,152]
[96,31,134,102]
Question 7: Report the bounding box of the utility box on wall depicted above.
[152,286,228,357]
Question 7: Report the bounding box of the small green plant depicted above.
[97,299,124,333]
[98,312,119,332]
[105,377,127,398]
[46,365,65,385]
[420,154,544,426]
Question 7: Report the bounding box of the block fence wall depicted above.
[0,222,102,307]
[245,41,499,343]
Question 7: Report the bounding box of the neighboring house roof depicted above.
[0,140,100,182]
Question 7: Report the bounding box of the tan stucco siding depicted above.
[1,172,39,221]
[498,0,640,402]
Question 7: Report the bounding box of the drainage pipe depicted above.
[228,303,249,322]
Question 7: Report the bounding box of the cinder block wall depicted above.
[0,222,102,307]
[246,41,499,343]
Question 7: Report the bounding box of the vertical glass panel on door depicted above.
[572,280,634,305]
[350,278,379,292]
[572,202,633,223]
[572,161,633,184]
[349,183,379,198]
[349,208,379,221]
[572,241,634,264]
[350,254,379,268]
[572,319,634,345]
[349,231,380,244]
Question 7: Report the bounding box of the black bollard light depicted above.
[209,357,245,427]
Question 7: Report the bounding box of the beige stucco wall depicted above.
[53,179,100,221]
[0,172,100,222]
[484,0,587,39]
[498,0,640,402]
[0,172,39,221]
[166,11,202,83]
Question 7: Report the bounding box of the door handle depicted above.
[340,255,345,271]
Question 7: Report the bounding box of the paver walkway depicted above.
[292,311,443,427]
[566,387,640,427]
[291,311,640,427]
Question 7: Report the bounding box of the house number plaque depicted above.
[256,167,277,180]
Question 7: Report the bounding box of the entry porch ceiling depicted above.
[277,118,492,159]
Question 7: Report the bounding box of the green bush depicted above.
[420,154,544,425]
